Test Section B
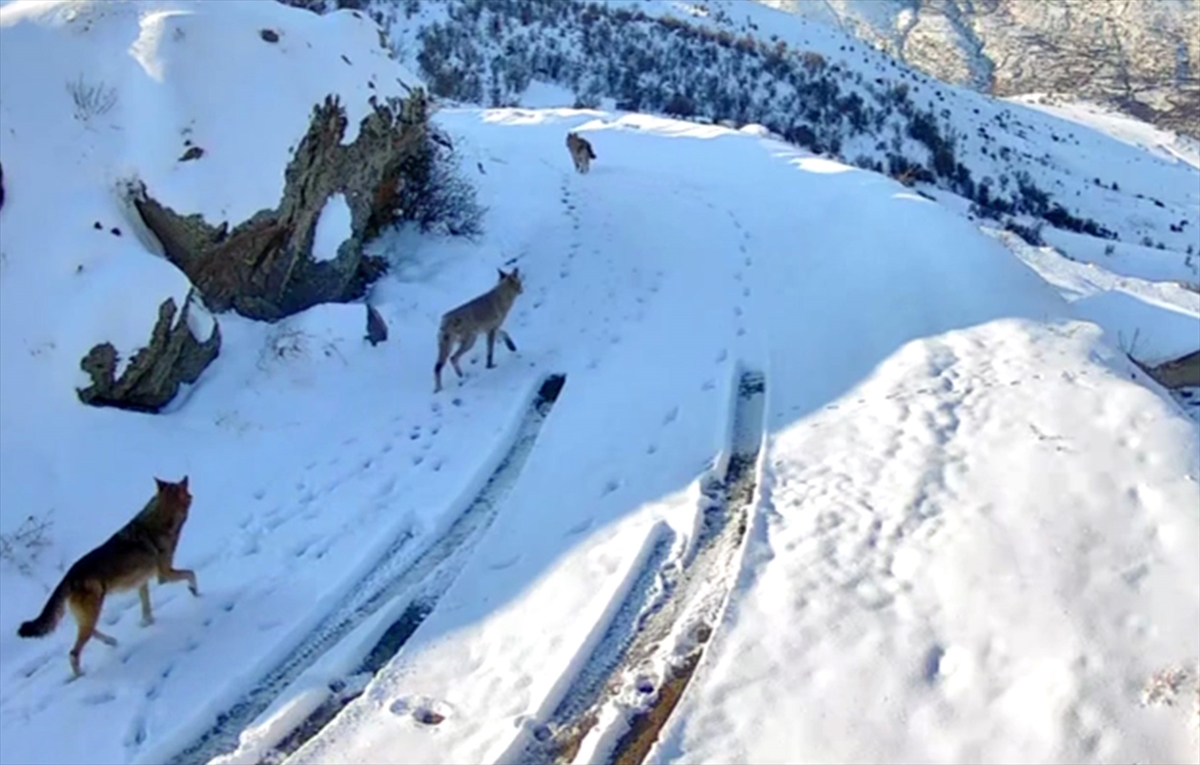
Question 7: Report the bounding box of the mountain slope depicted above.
[278,110,1200,765]
[363,0,1199,270]
[761,0,1200,139]
[0,3,1197,765]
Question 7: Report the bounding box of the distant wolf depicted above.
[434,267,524,393]
[566,131,596,174]
[17,476,199,678]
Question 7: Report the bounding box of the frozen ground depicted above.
[1,3,1198,765]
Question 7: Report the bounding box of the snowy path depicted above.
[2,8,1198,756]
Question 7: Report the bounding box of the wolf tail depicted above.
[587,144,596,159]
[18,577,69,638]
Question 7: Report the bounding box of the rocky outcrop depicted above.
[783,0,1199,138]
[365,303,388,345]
[1145,350,1200,389]
[77,291,221,413]
[129,89,431,321]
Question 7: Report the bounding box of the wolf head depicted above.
[496,267,524,295]
[154,475,192,518]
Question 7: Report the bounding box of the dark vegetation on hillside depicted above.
[365,0,1117,242]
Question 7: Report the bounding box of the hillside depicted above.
[0,2,1198,765]
[358,0,1198,274]
[760,0,1200,140]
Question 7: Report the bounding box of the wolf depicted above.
[434,267,524,393]
[17,476,199,678]
[566,131,596,174]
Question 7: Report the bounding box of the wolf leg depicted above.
[67,586,104,678]
[500,329,517,352]
[158,565,199,596]
[450,334,476,378]
[138,582,154,627]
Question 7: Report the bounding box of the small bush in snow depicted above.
[66,75,118,124]
[1004,218,1044,247]
[391,126,485,239]
[0,513,54,575]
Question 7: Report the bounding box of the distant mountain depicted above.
[760,0,1199,138]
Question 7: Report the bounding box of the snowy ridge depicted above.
[1,3,1199,765]
[502,367,766,765]
[182,373,566,765]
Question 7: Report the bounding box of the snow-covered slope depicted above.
[369,0,1199,277]
[758,0,1200,139]
[276,110,1199,765]
[1,3,1198,765]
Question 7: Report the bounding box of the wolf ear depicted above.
[511,267,520,278]
[497,268,506,280]
[155,477,167,492]
[180,475,189,490]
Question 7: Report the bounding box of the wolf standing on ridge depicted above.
[17,476,200,678]
[434,268,524,393]
[566,131,596,174]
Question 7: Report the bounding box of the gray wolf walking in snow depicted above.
[566,131,596,174]
[434,268,524,392]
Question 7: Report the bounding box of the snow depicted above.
[658,318,1200,765]
[312,193,352,263]
[1,4,1199,765]
[1010,96,1200,171]
[988,229,1200,367]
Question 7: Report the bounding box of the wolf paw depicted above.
[140,617,154,628]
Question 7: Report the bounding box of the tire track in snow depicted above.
[163,374,568,765]
[507,368,766,765]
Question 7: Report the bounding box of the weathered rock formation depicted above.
[77,290,221,413]
[129,89,431,321]
[1145,350,1200,389]
[365,303,388,345]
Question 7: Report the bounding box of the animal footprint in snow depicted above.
[601,478,621,496]
[390,696,453,726]
[663,406,679,425]
[715,349,728,363]
[81,690,117,706]
[566,518,594,536]
[240,532,261,556]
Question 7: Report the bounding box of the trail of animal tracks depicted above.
[510,370,766,765]
[168,375,568,765]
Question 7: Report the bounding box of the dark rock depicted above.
[179,146,205,162]
[260,28,280,43]
[1144,350,1200,389]
[365,304,388,345]
[77,290,221,413]
[128,90,431,321]
[110,227,121,236]
[93,221,103,230]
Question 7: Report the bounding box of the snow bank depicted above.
[1,5,1197,761]
[284,110,1199,765]
[312,193,352,263]
[661,319,1200,765]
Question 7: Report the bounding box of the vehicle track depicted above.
[165,374,568,765]
[508,368,766,765]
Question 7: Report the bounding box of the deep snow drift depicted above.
[1,2,1198,765]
